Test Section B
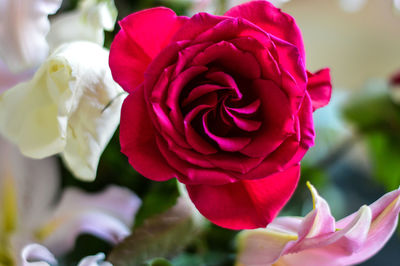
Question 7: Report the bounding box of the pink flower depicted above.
[109,0,332,229]
[236,183,400,266]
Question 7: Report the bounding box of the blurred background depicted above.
[56,0,400,265]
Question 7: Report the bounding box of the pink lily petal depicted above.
[21,244,57,266]
[38,186,141,256]
[236,184,400,266]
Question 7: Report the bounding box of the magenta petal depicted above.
[120,86,176,181]
[203,111,251,152]
[224,0,305,61]
[227,99,261,114]
[307,68,332,111]
[241,79,295,158]
[186,164,300,229]
[109,30,151,92]
[119,7,188,60]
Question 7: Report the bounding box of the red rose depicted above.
[109,0,332,229]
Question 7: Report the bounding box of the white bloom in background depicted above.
[340,0,400,13]
[0,136,141,266]
[21,245,111,266]
[0,41,125,181]
[0,0,62,72]
[47,0,118,50]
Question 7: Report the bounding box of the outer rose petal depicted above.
[120,86,177,181]
[224,0,305,61]
[307,68,332,111]
[110,7,188,92]
[186,165,300,229]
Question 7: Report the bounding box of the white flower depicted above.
[0,136,141,265]
[0,0,62,72]
[340,0,400,13]
[0,41,125,181]
[47,0,118,50]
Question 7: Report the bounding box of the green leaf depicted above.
[145,258,173,266]
[108,196,205,266]
[134,179,180,227]
[366,132,400,190]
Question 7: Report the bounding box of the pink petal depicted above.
[119,7,188,60]
[336,188,400,265]
[307,68,332,111]
[224,0,306,61]
[120,86,176,181]
[186,164,300,229]
[109,8,188,92]
[109,30,151,92]
[240,79,295,158]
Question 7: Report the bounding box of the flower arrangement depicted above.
[0,0,399,265]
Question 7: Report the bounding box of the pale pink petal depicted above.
[37,186,141,256]
[78,253,112,266]
[335,188,400,265]
[21,244,57,266]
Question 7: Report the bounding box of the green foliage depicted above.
[107,197,204,266]
[134,178,180,228]
[145,258,173,266]
[344,91,400,191]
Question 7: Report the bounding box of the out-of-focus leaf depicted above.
[134,178,180,227]
[343,94,400,133]
[366,132,400,190]
[107,196,204,266]
[145,258,172,266]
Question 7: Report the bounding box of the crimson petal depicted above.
[120,86,176,181]
[186,164,300,229]
[307,68,332,111]
[224,0,306,61]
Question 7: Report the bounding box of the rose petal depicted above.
[119,7,188,59]
[120,87,177,181]
[240,79,295,158]
[224,0,305,61]
[307,68,332,111]
[186,164,300,229]
[109,29,152,92]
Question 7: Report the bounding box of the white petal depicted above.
[0,41,124,180]
[0,0,62,72]
[47,0,117,50]
[36,186,141,255]
[78,253,112,266]
[21,244,57,266]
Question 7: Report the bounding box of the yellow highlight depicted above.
[1,172,18,234]
[306,181,316,209]
[35,217,64,242]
